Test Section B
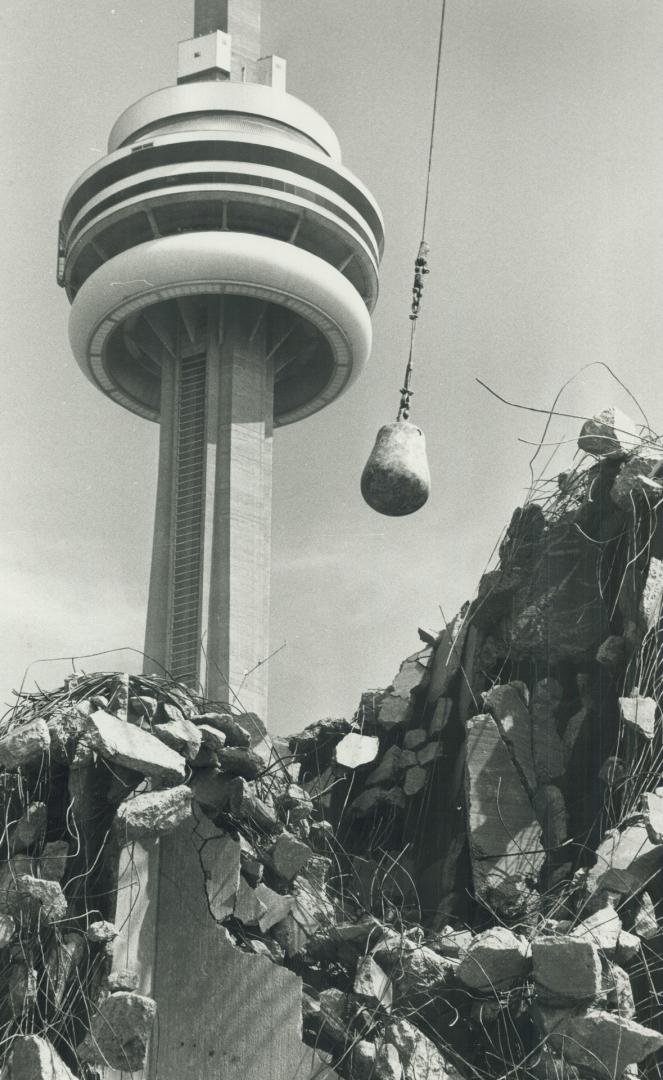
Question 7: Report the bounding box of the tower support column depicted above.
[144,297,273,719]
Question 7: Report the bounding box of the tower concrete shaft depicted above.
[144,297,273,716]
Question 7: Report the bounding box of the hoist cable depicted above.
[397,0,448,423]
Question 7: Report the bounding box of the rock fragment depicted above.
[198,826,241,921]
[216,746,263,779]
[86,920,118,943]
[611,443,663,509]
[11,803,47,852]
[403,766,427,796]
[39,841,70,883]
[354,955,392,1008]
[571,905,622,952]
[153,713,202,761]
[197,712,251,747]
[10,876,67,923]
[530,678,565,782]
[367,746,416,786]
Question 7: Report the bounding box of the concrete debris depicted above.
[611,443,663,510]
[266,831,312,881]
[0,913,16,947]
[233,876,267,926]
[11,803,47,852]
[588,824,660,896]
[197,712,251,747]
[577,407,639,458]
[456,927,530,992]
[275,782,314,822]
[374,1042,403,1080]
[532,936,602,1002]
[8,962,38,1017]
[39,841,70,883]
[86,920,118,943]
[108,968,140,992]
[199,825,241,922]
[350,786,406,817]
[534,784,568,849]
[0,721,50,770]
[216,746,263,779]
[598,755,627,787]
[386,1017,461,1080]
[483,684,535,790]
[429,696,452,736]
[9,876,67,923]
[571,905,622,952]
[538,1006,663,1077]
[619,695,657,739]
[633,891,658,940]
[416,741,440,767]
[88,710,186,783]
[153,713,202,760]
[403,766,427,796]
[115,784,192,839]
[366,745,416,786]
[530,678,565,782]
[604,962,635,1020]
[254,883,294,932]
[642,786,663,843]
[3,1035,78,1080]
[464,714,544,896]
[616,929,642,964]
[596,635,626,671]
[354,955,392,1008]
[640,555,663,631]
[334,731,380,768]
[78,991,157,1071]
[403,728,427,750]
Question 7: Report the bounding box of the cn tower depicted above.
[58,0,383,720]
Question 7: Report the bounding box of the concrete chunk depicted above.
[578,407,639,458]
[10,876,67,923]
[456,927,530,992]
[78,991,156,1072]
[530,678,565,782]
[267,832,312,881]
[88,710,185,783]
[483,684,535,789]
[571,905,621,952]
[12,803,47,852]
[588,823,660,896]
[539,1006,663,1076]
[532,936,602,1002]
[114,784,192,840]
[198,822,241,922]
[334,732,380,768]
[153,714,202,761]
[0,720,50,770]
[354,955,392,1008]
[619,695,657,740]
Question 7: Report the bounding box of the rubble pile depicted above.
[0,408,662,1079]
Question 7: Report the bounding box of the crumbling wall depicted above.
[1,409,663,1080]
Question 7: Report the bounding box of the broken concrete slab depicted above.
[538,1006,663,1077]
[464,714,544,897]
[78,990,157,1072]
[0,720,50,770]
[87,710,185,784]
[642,787,663,844]
[114,784,192,840]
[197,712,251,748]
[532,936,602,1002]
[334,732,380,768]
[198,823,241,922]
[153,714,202,761]
[456,927,530,992]
[619,695,657,740]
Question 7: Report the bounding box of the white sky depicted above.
[2,1,663,733]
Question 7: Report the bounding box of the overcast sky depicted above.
[2,1,663,733]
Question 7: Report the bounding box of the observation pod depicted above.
[57,32,384,712]
[59,80,384,427]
